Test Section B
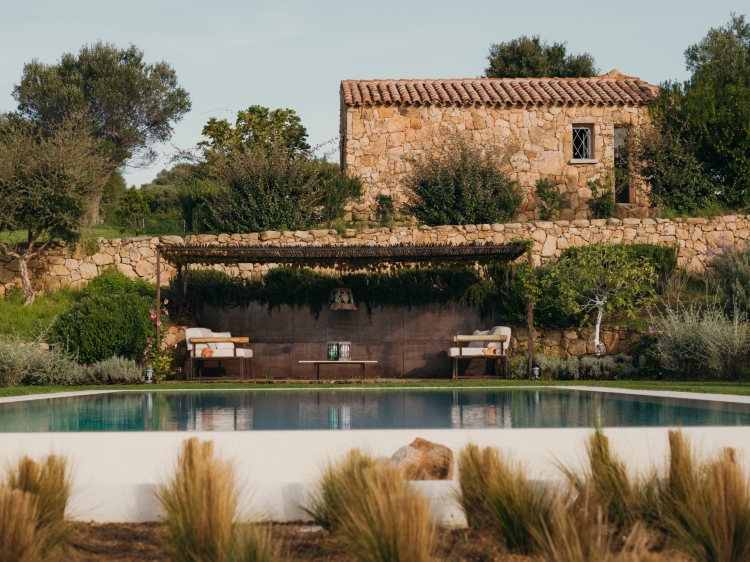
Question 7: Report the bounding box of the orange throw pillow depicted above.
[201,347,214,358]
[482,347,499,356]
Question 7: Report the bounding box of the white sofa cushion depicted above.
[185,327,214,356]
[488,326,512,352]
[449,347,489,357]
[467,330,490,348]
[212,332,235,350]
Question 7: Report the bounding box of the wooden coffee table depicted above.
[299,360,378,380]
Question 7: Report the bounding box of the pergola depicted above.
[152,241,529,344]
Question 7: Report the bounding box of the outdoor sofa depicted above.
[185,327,253,380]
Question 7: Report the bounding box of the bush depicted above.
[561,243,678,285]
[375,194,396,226]
[710,245,750,315]
[202,149,324,232]
[0,337,84,387]
[0,488,40,561]
[82,268,154,300]
[50,293,152,364]
[586,174,615,219]
[536,178,565,220]
[317,162,363,228]
[404,135,523,226]
[653,303,750,380]
[84,356,143,384]
[533,354,637,381]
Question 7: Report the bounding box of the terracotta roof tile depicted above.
[341,77,658,107]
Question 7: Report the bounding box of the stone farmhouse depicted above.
[339,70,658,221]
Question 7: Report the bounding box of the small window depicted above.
[572,126,592,160]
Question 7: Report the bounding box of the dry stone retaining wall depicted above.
[1,214,747,297]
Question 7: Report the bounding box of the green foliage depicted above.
[50,270,155,364]
[711,245,750,315]
[317,162,363,228]
[115,187,153,235]
[535,179,565,220]
[485,35,597,78]
[0,336,84,387]
[404,136,524,226]
[84,356,143,384]
[201,150,333,233]
[179,179,219,235]
[561,243,678,285]
[0,117,106,303]
[13,41,191,169]
[585,175,615,219]
[645,15,750,210]
[540,244,657,335]
[375,194,396,226]
[100,169,127,223]
[201,105,310,157]
[533,353,637,380]
[631,124,717,214]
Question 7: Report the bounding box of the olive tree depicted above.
[0,117,106,304]
[540,244,657,353]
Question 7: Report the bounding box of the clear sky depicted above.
[0,0,744,186]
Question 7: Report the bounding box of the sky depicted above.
[0,0,745,187]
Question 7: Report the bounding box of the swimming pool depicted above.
[2,388,750,431]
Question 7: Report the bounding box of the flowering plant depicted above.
[143,299,175,383]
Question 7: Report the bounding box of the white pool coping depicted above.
[3,384,750,405]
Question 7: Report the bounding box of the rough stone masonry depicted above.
[1,215,745,297]
[340,72,657,221]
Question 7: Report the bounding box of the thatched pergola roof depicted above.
[158,242,528,268]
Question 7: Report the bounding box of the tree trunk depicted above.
[594,307,603,351]
[84,191,102,226]
[18,256,35,306]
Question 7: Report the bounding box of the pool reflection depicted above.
[1,389,749,432]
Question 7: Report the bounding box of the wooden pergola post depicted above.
[527,250,535,379]
[156,246,161,347]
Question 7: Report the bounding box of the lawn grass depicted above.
[3,379,750,399]
[0,287,82,340]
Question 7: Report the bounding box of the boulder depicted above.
[390,438,454,480]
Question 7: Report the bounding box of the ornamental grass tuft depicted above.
[456,444,555,555]
[0,454,72,561]
[306,449,434,562]
[157,438,284,562]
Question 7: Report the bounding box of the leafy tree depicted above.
[178,180,219,235]
[13,41,191,222]
[201,106,310,156]
[100,169,127,223]
[539,244,657,353]
[645,15,750,210]
[485,35,598,78]
[0,117,106,304]
[404,136,523,226]
[375,194,397,226]
[115,187,153,235]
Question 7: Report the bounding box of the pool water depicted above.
[1,389,750,432]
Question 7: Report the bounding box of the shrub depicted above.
[404,135,523,226]
[50,293,153,364]
[6,455,71,558]
[710,245,750,316]
[536,178,565,220]
[653,303,750,380]
[82,268,154,300]
[456,444,501,529]
[84,356,143,384]
[317,162,363,228]
[306,449,433,562]
[157,438,238,562]
[531,354,637,381]
[0,337,84,387]
[561,243,678,286]
[375,194,396,226]
[586,174,616,219]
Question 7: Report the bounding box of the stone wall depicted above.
[2,214,747,296]
[342,102,651,221]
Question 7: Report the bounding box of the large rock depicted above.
[391,438,454,480]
